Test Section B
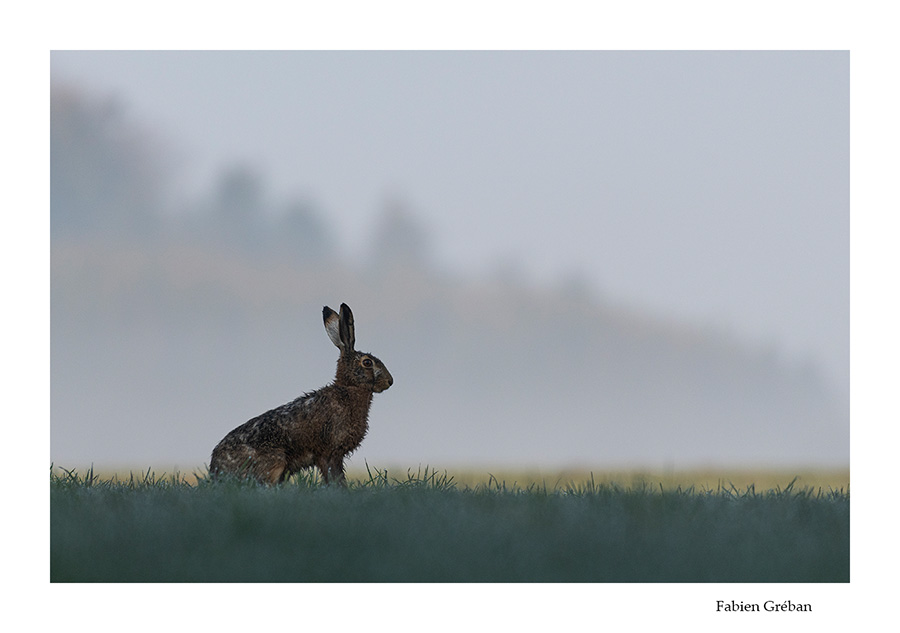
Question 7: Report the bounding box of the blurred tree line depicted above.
[50,84,431,273]
[51,85,163,239]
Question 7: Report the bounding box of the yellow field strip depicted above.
[62,465,848,492]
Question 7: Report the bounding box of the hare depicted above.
[209,303,392,486]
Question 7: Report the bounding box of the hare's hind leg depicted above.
[210,445,255,480]
[253,453,287,485]
[211,445,284,484]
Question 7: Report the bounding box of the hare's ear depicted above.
[339,303,355,352]
[323,306,343,349]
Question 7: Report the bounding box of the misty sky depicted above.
[50,51,849,397]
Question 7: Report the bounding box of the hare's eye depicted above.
[362,358,373,368]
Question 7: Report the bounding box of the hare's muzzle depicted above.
[374,366,393,393]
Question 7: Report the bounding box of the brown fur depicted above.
[209,303,392,485]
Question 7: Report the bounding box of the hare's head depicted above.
[323,303,393,393]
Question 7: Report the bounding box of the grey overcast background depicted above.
[50,51,849,471]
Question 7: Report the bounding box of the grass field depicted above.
[50,465,849,583]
